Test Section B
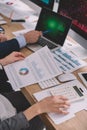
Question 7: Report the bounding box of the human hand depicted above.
[24,95,70,121]
[38,95,70,114]
[1,51,25,66]
[0,34,7,42]
[24,30,42,44]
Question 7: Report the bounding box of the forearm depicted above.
[0,58,6,66]
[0,57,10,66]
[23,103,41,121]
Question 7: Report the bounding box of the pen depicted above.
[11,19,25,22]
[50,90,54,96]
[43,30,51,34]
[9,10,14,20]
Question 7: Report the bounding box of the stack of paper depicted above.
[4,46,62,90]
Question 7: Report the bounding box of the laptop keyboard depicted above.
[38,37,57,49]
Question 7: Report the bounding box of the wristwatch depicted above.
[0,27,5,34]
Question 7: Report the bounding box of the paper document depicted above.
[0,20,7,25]
[52,47,87,72]
[34,80,87,124]
[0,0,37,29]
[4,46,62,90]
[0,0,35,19]
[63,39,87,60]
[12,29,33,36]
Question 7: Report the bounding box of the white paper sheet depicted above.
[12,28,33,36]
[0,0,35,19]
[52,47,87,73]
[0,20,7,25]
[4,46,62,90]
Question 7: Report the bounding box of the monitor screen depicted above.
[58,0,87,40]
[29,0,54,10]
[35,8,72,46]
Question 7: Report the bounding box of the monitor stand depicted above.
[68,29,87,49]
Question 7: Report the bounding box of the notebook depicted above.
[27,7,72,51]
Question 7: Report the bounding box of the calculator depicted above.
[50,80,86,103]
[39,77,60,89]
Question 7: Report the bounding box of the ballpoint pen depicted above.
[11,19,25,22]
[43,30,51,34]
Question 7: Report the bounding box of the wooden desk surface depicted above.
[1,14,87,130]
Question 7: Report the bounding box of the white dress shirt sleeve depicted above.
[16,35,27,48]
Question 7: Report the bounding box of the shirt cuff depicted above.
[16,35,26,48]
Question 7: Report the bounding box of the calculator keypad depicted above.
[39,78,60,89]
[51,85,84,102]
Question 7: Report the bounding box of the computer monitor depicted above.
[29,0,54,10]
[58,0,87,49]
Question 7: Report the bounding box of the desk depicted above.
[1,14,87,130]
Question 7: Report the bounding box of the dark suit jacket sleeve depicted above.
[0,112,29,130]
[0,39,20,59]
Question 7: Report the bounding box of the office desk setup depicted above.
[1,7,87,130]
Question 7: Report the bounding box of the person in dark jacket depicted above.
[0,32,70,130]
[0,53,70,130]
[0,30,41,93]
[0,30,42,59]
[0,31,47,130]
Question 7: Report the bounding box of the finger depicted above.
[58,108,69,114]
[17,57,24,60]
[55,102,70,110]
[14,57,24,62]
[52,107,69,114]
[54,95,68,101]
[39,31,42,36]
[58,95,69,101]
[53,96,68,104]
[18,53,25,58]
[15,52,25,58]
[60,104,70,109]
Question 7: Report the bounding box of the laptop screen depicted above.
[35,8,72,46]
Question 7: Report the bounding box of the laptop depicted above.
[27,8,72,51]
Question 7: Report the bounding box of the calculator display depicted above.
[73,86,83,97]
